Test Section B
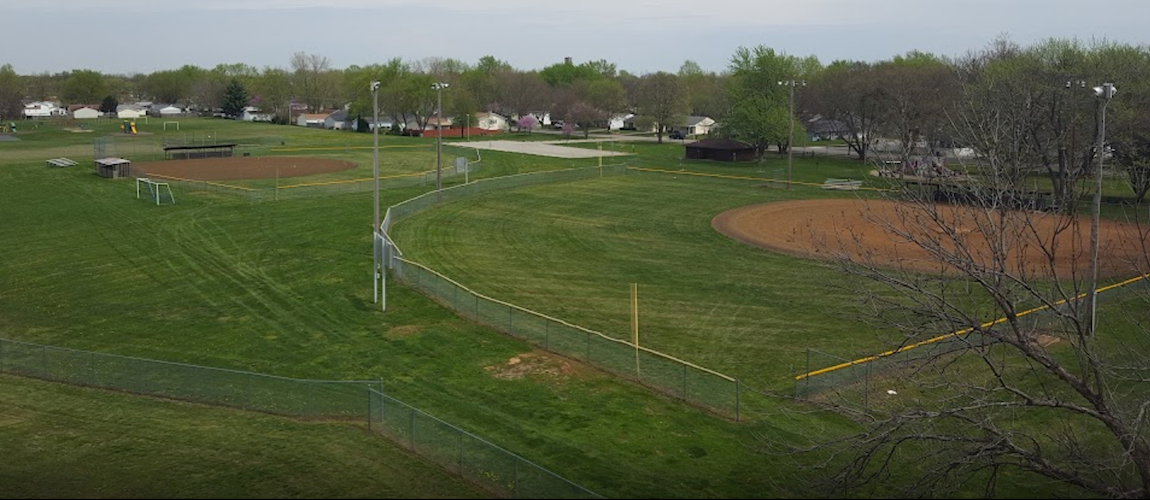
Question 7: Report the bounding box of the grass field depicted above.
[0,117,1113,498]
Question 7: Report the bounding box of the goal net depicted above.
[136,177,175,205]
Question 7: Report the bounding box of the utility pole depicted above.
[1086,82,1116,337]
[432,82,449,202]
[778,80,805,190]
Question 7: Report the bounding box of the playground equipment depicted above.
[121,120,137,134]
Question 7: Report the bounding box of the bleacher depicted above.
[46,158,78,167]
[822,178,864,190]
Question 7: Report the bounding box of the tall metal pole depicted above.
[371,81,383,310]
[1086,82,1115,338]
[372,81,380,238]
[787,81,795,190]
[435,83,444,202]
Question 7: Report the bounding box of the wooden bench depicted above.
[46,158,78,167]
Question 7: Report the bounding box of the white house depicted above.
[158,105,183,117]
[72,107,101,119]
[474,112,509,131]
[23,101,63,118]
[608,113,635,131]
[296,112,329,128]
[116,104,146,119]
[681,116,716,136]
[241,106,274,122]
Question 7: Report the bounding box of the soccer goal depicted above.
[136,177,175,205]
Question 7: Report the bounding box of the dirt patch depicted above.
[484,351,581,381]
[385,325,423,339]
[712,198,1150,279]
[132,156,356,181]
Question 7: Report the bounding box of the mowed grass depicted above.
[0,125,866,498]
[389,171,889,391]
[0,375,490,499]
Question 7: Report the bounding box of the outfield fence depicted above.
[0,338,600,499]
[131,160,479,202]
[382,165,743,420]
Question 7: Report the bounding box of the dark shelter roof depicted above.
[685,138,755,150]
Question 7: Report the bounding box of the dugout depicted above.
[684,138,758,162]
[163,143,237,160]
[94,157,131,178]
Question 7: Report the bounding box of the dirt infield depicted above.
[131,156,356,181]
[712,199,1150,279]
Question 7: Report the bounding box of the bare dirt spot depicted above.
[132,156,356,181]
[484,351,582,382]
[385,325,423,339]
[712,198,1150,279]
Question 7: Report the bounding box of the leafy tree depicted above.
[515,114,537,133]
[803,60,883,161]
[723,46,804,153]
[635,72,686,143]
[539,59,602,87]
[99,95,118,114]
[62,69,107,104]
[221,78,250,119]
[0,64,23,120]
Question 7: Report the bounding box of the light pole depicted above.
[370,80,385,310]
[1086,82,1116,337]
[432,82,449,202]
[778,79,805,190]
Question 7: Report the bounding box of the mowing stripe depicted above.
[144,173,256,191]
[278,172,424,189]
[794,273,1150,381]
[393,257,738,382]
[629,166,890,192]
[269,145,431,152]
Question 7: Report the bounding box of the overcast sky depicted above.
[4,0,1145,75]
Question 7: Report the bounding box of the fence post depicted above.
[367,387,373,432]
[514,457,520,499]
[41,344,48,379]
[508,306,514,335]
[409,408,416,451]
[306,381,313,417]
[864,362,870,412]
[681,364,687,399]
[736,379,741,423]
[458,431,464,475]
[246,372,252,411]
[475,295,480,321]
[544,320,549,350]
[585,332,591,362]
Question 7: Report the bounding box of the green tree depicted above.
[635,72,686,143]
[221,78,250,119]
[0,64,23,120]
[99,95,118,114]
[723,46,806,153]
[62,69,107,104]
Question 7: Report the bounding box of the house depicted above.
[296,112,329,128]
[805,117,849,141]
[241,106,274,122]
[684,138,758,162]
[324,110,350,130]
[608,113,635,131]
[679,116,716,136]
[425,115,453,130]
[158,105,183,117]
[474,112,509,132]
[23,101,63,118]
[116,105,146,120]
[72,106,101,119]
[350,115,395,131]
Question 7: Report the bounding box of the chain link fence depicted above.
[383,165,743,420]
[0,338,599,498]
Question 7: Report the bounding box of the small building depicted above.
[324,110,349,130]
[684,138,758,162]
[95,157,131,178]
[680,116,716,136]
[474,112,509,131]
[72,106,101,119]
[116,105,146,119]
[297,112,329,128]
[23,101,63,118]
[241,106,274,122]
[608,113,634,131]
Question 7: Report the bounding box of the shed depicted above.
[72,107,101,119]
[95,157,131,178]
[684,138,758,162]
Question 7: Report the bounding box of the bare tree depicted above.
[796,53,1150,497]
[290,51,333,111]
[635,71,686,143]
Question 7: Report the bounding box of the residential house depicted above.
[680,116,716,136]
[116,104,146,120]
[474,112,509,132]
[324,110,350,130]
[805,116,849,141]
[23,101,64,118]
[241,106,274,122]
[425,115,453,130]
[608,113,635,131]
[296,112,329,128]
[72,106,101,119]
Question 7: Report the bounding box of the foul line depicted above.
[794,273,1150,381]
[143,173,255,191]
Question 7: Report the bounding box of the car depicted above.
[669,130,685,140]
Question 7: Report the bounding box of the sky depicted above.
[4,0,1146,75]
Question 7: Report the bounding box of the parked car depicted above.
[669,130,685,140]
